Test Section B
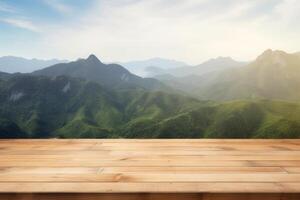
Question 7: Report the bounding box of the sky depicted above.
[0,0,299,64]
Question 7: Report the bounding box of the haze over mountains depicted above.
[119,58,188,77]
[0,56,67,73]
[151,57,247,77]
[0,49,300,138]
[0,55,246,79]
[157,49,300,101]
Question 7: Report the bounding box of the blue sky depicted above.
[0,0,299,64]
[0,0,94,58]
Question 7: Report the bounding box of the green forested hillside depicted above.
[119,100,300,138]
[0,75,122,138]
[0,74,300,138]
[0,75,200,138]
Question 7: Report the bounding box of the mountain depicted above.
[0,74,200,138]
[0,71,12,80]
[170,57,247,77]
[153,57,247,77]
[119,57,188,77]
[1,75,299,139]
[33,55,167,91]
[159,49,300,101]
[0,56,67,73]
[0,74,123,138]
[1,50,300,139]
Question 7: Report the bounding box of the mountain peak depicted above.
[86,54,101,63]
[252,49,294,69]
[261,48,273,55]
[258,49,287,58]
[256,49,289,63]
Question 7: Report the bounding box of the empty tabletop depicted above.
[0,139,300,193]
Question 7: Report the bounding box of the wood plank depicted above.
[1,139,299,150]
[2,154,300,160]
[0,166,286,174]
[101,166,286,174]
[1,173,300,182]
[1,159,300,167]
[0,193,203,200]
[2,150,300,156]
[1,193,300,200]
[0,182,288,193]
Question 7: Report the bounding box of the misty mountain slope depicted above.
[120,57,188,77]
[33,55,168,91]
[0,56,67,73]
[159,50,300,101]
[199,50,300,101]
[151,57,246,77]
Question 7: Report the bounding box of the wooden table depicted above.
[0,139,300,200]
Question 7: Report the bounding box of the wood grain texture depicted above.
[1,193,300,200]
[0,139,300,193]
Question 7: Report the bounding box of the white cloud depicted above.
[0,2,16,13]
[0,18,41,32]
[43,0,72,14]
[4,0,300,63]
[273,0,300,29]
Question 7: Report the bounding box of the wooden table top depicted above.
[0,139,300,193]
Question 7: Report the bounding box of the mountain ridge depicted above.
[150,57,247,77]
[158,49,300,101]
[0,56,67,73]
[33,54,168,91]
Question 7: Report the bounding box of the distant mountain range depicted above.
[158,49,300,101]
[151,57,247,77]
[119,57,188,77]
[0,55,246,78]
[0,56,67,73]
[0,49,300,138]
[33,55,168,91]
